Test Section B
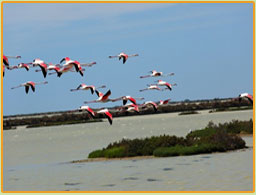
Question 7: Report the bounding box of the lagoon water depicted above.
[3,110,253,191]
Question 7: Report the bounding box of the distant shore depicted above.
[3,97,252,130]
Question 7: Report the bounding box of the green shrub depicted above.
[186,119,253,140]
[186,127,217,139]
[105,135,187,157]
[88,149,105,158]
[88,147,126,158]
[153,146,181,157]
[153,144,225,157]
[104,147,126,158]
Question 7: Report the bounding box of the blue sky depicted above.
[3,3,253,115]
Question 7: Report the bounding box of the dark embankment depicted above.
[3,97,252,130]
[3,113,103,130]
[88,119,252,159]
[209,106,253,113]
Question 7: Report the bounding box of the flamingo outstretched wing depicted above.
[40,64,47,78]
[104,111,113,125]
[102,90,111,100]
[25,86,29,94]
[246,95,253,104]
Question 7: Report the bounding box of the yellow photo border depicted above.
[1,0,255,193]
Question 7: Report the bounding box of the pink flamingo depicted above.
[84,90,112,104]
[119,103,140,113]
[48,66,67,77]
[122,96,144,105]
[115,96,145,105]
[61,57,96,69]
[156,80,177,91]
[9,63,31,71]
[32,59,48,78]
[3,55,21,76]
[109,52,138,64]
[141,101,158,112]
[126,104,139,113]
[78,105,96,118]
[84,89,124,104]
[18,63,30,71]
[35,63,60,72]
[3,55,21,68]
[3,55,9,67]
[238,93,253,104]
[139,85,163,92]
[48,66,84,77]
[60,57,83,76]
[97,109,113,125]
[70,84,106,94]
[11,81,48,94]
[140,70,174,79]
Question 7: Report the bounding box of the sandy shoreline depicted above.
[71,156,156,163]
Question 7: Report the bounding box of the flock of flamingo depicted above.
[3,53,253,125]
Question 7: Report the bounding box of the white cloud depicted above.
[3,3,175,26]
[3,3,247,50]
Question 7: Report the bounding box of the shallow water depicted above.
[3,110,254,191]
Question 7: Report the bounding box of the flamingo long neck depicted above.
[35,81,48,85]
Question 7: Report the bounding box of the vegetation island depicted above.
[83,119,253,160]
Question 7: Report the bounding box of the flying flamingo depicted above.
[97,108,113,125]
[3,55,21,76]
[61,57,96,69]
[109,52,139,64]
[84,89,124,104]
[139,85,163,92]
[11,81,48,94]
[48,66,85,77]
[159,98,171,105]
[17,63,30,71]
[126,104,139,113]
[3,55,9,67]
[238,93,253,104]
[36,63,64,76]
[60,57,84,76]
[114,96,145,105]
[156,80,177,91]
[48,66,66,77]
[35,63,60,72]
[119,103,140,113]
[9,63,31,71]
[141,101,158,112]
[70,84,106,94]
[122,96,145,105]
[78,105,96,119]
[84,89,112,104]
[3,55,21,68]
[140,70,174,79]
[68,105,96,119]
[32,58,48,78]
